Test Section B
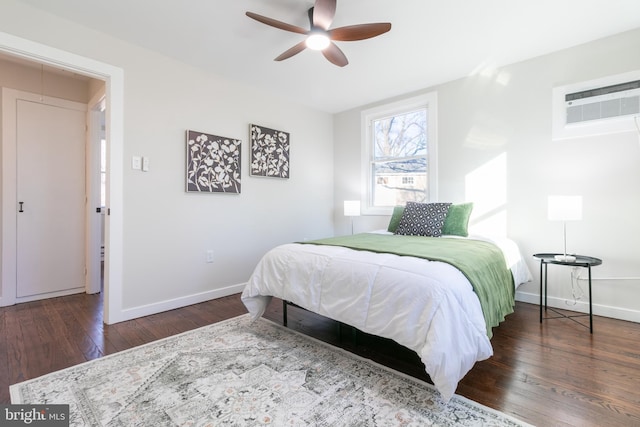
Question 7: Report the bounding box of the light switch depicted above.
[142,157,149,172]
[132,156,141,170]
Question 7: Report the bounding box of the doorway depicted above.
[0,32,125,324]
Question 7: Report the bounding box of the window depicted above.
[361,92,438,215]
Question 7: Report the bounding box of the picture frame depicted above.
[249,124,290,179]
[185,130,241,193]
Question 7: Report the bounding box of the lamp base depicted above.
[554,254,576,262]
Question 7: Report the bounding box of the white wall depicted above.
[0,1,334,319]
[335,28,640,322]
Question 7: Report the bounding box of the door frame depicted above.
[87,91,106,295]
[0,31,125,324]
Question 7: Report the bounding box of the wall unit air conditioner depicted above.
[552,70,640,140]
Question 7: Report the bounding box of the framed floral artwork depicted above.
[249,124,290,178]
[186,130,241,193]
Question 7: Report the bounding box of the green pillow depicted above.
[387,205,405,232]
[441,202,473,237]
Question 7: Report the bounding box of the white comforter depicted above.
[241,236,530,402]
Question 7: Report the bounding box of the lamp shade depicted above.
[548,195,582,221]
[343,200,361,217]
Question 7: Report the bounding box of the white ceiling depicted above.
[16,0,640,113]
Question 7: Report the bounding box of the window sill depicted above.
[361,206,393,216]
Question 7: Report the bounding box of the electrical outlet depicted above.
[142,156,150,172]
[206,250,214,263]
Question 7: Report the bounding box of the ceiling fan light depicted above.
[306,32,330,50]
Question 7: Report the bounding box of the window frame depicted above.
[360,92,438,215]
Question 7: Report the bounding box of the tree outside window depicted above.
[372,108,427,206]
[361,92,437,214]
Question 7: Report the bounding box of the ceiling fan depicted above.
[246,0,391,67]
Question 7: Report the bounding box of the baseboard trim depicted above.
[516,291,640,324]
[15,287,86,304]
[110,283,246,325]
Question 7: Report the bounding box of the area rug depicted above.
[11,315,532,426]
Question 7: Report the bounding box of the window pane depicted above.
[361,92,436,214]
[373,109,427,159]
[373,159,427,206]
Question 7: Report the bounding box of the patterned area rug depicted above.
[11,315,532,426]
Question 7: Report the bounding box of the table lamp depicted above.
[344,200,360,235]
[547,195,582,262]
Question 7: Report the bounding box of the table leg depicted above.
[544,262,548,310]
[588,265,593,333]
[539,260,543,323]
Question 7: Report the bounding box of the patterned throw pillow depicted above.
[394,202,452,237]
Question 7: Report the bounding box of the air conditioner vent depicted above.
[552,70,640,140]
[566,80,640,101]
[565,80,640,124]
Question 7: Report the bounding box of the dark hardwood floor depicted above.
[2,292,640,426]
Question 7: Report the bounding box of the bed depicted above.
[241,203,531,401]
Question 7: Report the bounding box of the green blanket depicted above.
[301,233,514,338]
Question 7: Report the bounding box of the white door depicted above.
[16,99,86,299]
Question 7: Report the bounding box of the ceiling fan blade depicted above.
[322,42,348,67]
[329,23,392,41]
[246,11,308,35]
[274,41,308,61]
[312,0,337,30]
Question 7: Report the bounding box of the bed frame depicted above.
[282,299,358,344]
